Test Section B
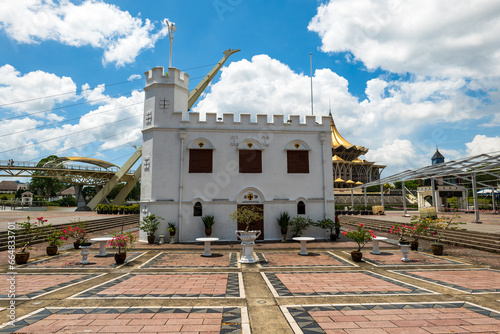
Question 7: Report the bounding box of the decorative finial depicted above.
[165,19,177,68]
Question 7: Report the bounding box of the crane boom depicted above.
[188,48,240,110]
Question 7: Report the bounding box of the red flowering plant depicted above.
[107,232,136,253]
[342,223,376,252]
[391,217,433,244]
[61,225,87,243]
[17,216,49,253]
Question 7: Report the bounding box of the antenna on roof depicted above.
[310,52,314,116]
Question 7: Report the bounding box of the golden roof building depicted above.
[330,118,385,190]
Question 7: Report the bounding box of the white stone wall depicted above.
[140,66,335,242]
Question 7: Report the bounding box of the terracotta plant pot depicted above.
[46,245,58,256]
[114,252,126,264]
[147,235,155,244]
[15,252,30,265]
[73,241,81,249]
[410,241,419,251]
[205,228,212,237]
[350,250,363,262]
[431,244,444,256]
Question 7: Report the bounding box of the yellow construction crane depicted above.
[87,49,241,210]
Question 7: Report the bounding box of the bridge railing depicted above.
[0,160,134,174]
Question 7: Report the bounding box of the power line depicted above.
[0,77,143,108]
[1,113,142,154]
[0,62,217,108]
[0,102,143,139]
[0,90,136,122]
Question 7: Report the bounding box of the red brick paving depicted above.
[309,307,500,333]
[25,252,140,268]
[98,274,228,295]
[145,252,231,267]
[261,252,347,266]
[276,272,411,294]
[405,269,500,290]
[0,274,87,296]
[16,311,223,333]
[362,251,463,265]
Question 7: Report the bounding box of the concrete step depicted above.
[0,215,139,251]
[340,216,500,253]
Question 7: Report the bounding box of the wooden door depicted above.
[237,204,264,240]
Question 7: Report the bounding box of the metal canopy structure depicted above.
[354,151,500,223]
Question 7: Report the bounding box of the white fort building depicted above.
[140,66,335,242]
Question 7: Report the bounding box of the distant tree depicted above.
[82,186,96,201]
[29,155,69,199]
[394,180,420,190]
[106,181,141,202]
[14,188,24,199]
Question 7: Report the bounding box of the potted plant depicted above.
[46,228,64,256]
[334,215,341,237]
[289,216,312,237]
[389,224,412,245]
[429,215,465,255]
[107,232,136,264]
[342,223,376,262]
[407,216,432,250]
[230,206,264,263]
[276,212,290,242]
[61,223,87,249]
[139,214,163,244]
[201,215,215,237]
[168,222,177,243]
[314,217,336,241]
[15,216,48,264]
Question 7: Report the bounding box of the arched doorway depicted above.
[236,188,265,240]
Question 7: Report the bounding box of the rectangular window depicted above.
[239,150,262,173]
[189,149,213,173]
[287,151,309,173]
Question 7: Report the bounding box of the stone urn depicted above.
[235,230,261,263]
[399,243,411,262]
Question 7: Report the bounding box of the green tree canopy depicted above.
[29,155,69,198]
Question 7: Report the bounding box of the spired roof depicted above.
[330,118,368,155]
[332,155,344,161]
[432,149,445,160]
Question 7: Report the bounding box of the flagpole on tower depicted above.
[165,19,176,68]
[310,52,314,116]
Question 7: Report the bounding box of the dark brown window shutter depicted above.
[239,150,262,173]
[189,149,213,173]
[287,151,309,173]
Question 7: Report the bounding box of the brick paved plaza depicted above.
[1,236,500,333]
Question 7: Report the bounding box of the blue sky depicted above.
[0,0,499,179]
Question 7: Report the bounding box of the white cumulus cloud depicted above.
[465,135,500,156]
[0,64,76,116]
[308,0,500,78]
[0,0,168,67]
